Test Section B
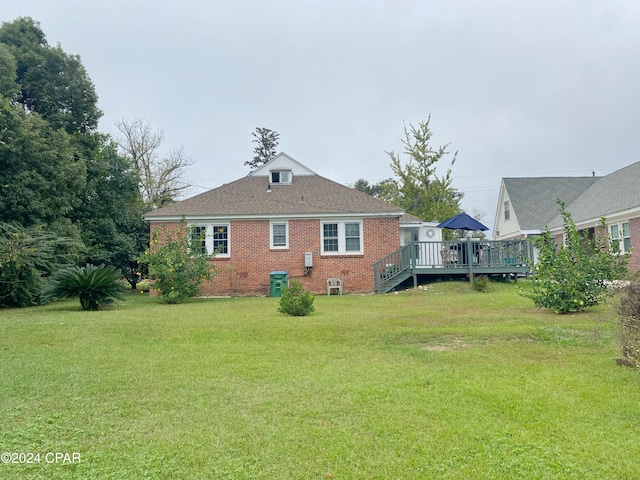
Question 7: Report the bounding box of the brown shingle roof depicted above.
[145,174,404,219]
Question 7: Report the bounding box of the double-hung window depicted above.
[188,224,230,257]
[190,226,207,254]
[610,222,631,253]
[270,221,288,249]
[212,225,229,255]
[504,201,510,221]
[321,221,362,254]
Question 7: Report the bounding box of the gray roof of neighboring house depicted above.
[503,176,599,231]
[145,174,404,219]
[547,161,640,229]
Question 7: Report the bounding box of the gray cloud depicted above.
[4,0,640,232]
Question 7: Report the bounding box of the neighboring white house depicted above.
[493,161,640,272]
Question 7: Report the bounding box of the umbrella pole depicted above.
[467,236,473,282]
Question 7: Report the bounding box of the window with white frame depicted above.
[188,224,230,257]
[270,170,291,184]
[190,226,207,254]
[321,221,363,254]
[504,201,510,221]
[212,225,229,255]
[610,222,631,253]
[270,221,288,249]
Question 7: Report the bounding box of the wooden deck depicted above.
[373,239,533,293]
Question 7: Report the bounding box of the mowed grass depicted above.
[1,282,639,479]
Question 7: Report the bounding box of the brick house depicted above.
[144,153,407,295]
[493,161,640,271]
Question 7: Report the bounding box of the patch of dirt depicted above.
[421,337,470,351]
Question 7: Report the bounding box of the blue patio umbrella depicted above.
[437,212,489,231]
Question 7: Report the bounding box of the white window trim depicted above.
[609,222,631,254]
[189,225,208,255]
[270,170,292,184]
[188,223,230,257]
[270,221,289,249]
[321,220,363,255]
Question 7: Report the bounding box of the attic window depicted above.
[270,170,291,184]
[504,201,510,221]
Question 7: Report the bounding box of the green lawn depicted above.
[1,282,638,479]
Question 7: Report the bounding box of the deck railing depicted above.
[373,243,413,294]
[373,239,534,293]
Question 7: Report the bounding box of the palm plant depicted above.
[42,264,128,311]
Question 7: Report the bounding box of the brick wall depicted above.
[149,217,401,296]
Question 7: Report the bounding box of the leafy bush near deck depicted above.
[472,275,491,292]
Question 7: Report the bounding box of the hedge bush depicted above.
[278,280,315,316]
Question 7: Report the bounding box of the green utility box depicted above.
[269,271,288,297]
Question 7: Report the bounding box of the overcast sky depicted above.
[5,0,640,234]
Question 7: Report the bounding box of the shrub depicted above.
[278,280,315,316]
[0,223,79,307]
[42,263,128,311]
[471,275,491,292]
[139,223,215,304]
[521,200,628,314]
[618,282,640,367]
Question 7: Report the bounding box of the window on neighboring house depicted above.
[321,221,363,254]
[610,222,631,253]
[271,222,288,249]
[270,170,291,184]
[212,225,229,255]
[504,201,510,221]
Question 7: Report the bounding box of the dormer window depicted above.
[270,170,291,184]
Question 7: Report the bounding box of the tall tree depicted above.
[0,18,149,293]
[352,178,394,199]
[71,135,149,288]
[0,17,102,134]
[384,116,463,222]
[0,43,18,98]
[115,116,195,209]
[245,127,279,170]
[0,96,86,233]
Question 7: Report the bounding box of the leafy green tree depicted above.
[0,43,18,98]
[42,263,128,311]
[0,223,80,307]
[352,178,390,198]
[0,17,101,134]
[139,223,215,303]
[521,200,628,313]
[0,97,86,232]
[245,127,279,170]
[71,136,149,288]
[384,116,463,222]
